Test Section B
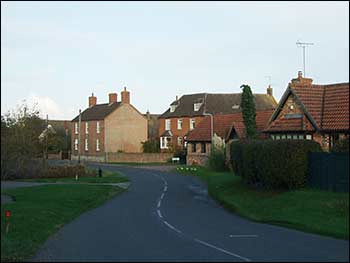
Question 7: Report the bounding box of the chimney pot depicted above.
[298,71,303,78]
[267,85,273,96]
[108,93,118,105]
[121,87,130,104]
[89,93,97,107]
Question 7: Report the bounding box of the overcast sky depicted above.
[1,1,349,120]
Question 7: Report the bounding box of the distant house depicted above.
[264,71,349,151]
[144,111,160,140]
[186,109,275,165]
[71,87,148,161]
[158,89,277,151]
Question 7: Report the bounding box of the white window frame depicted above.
[96,121,100,134]
[306,134,312,140]
[177,119,182,130]
[170,105,177,113]
[177,137,183,146]
[85,138,88,151]
[96,139,100,151]
[194,103,201,111]
[165,119,171,131]
[74,139,78,150]
[75,123,78,134]
[160,137,170,149]
[85,122,89,134]
[190,118,195,130]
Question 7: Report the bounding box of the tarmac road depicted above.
[31,164,349,262]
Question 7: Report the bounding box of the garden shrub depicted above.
[231,139,323,190]
[208,147,227,172]
[332,138,349,153]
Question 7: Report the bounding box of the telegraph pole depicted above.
[78,109,81,164]
[296,41,314,77]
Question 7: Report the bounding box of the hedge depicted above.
[230,139,323,190]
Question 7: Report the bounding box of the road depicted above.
[31,164,349,262]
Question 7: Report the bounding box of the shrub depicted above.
[142,139,160,153]
[172,145,187,164]
[231,139,323,190]
[208,147,227,172]
[332,138,349,153]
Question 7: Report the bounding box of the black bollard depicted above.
[98,167,102,178]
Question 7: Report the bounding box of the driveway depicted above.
[30,164,349,262]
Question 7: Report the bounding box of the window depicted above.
[177,137,183,146]
[287,134,292,139]
[85,139,88,151]
[96,139,100,151]
[75,123,78,134]
[284,114,303,119]
[194,103,202,111]
[281,134,286,139]
[306,134,312,140]
[85,122,89,134]
[190,119,195,130]
[271,135,275,140]
[96,121,100,133]
[170,105,177,113]
[165,119,171,131]
[201,143,206,153]
[192,143,197,153]
[275,135,281,140]
[298,134,304,140]
[177,119,182,130]
[160,137,170,149]
[74,139,78,150]
[292,134,298,140]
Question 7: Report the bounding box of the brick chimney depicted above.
[291,71,313,86]
[121,87,130,104]
[89,93,97,107]
[109,93,118,105]
[267,84,273,96]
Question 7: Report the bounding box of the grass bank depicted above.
[1,184,125,262]
[176,166,349,240]
[18,170,128,184]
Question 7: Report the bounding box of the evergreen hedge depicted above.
[230,139,323,190]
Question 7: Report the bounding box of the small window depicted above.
[287,134,292,139]
[298,134,304,140]
[85,122,89,134]
[292,134,298,140]
[96,139,100,151]
[306,134,312,140]
[281,134,286,139]
[165,119,171,131]
[85,139,88,151]
[74,139,78,150]
[75,123,78,134]
[201,143,206,153]
[192,143,197,153]
[271,135,275,140]
[177,137,183,146]
[194,103,202,111]
[190,119,195,130]
[170,105,177,113]
[276,135,281,140]
[177,119,182,130]
[96,121,100,134]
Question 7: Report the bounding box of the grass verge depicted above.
[1,184,125,262]
[17,170,128,184]
[175,166,349,240]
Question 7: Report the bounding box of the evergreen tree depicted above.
[240,84,257,139]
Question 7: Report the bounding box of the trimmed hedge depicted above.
[230,139,323,190]
[332,138,349,153]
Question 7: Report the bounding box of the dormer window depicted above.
[194,103,202,111]
[232,104,240,110]
[170,105,177,113]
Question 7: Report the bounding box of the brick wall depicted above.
[186,142,210,166]
[106,152,173,163]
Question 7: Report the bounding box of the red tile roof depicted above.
[187,110,274,142]
[265,81,349,132]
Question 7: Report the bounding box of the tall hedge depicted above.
[230,139,323,190]
[240,84,257,139]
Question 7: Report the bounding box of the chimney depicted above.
[267,85,273,96]
[146,109,150,120]
[109,93,118,105]
[176,95,178,101]
[298,70,303,79]
[89,93,97,107]
[121,87,130,104]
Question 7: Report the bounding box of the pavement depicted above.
[26,164,349,262]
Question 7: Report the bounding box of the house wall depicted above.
[158,116,204,149]
[186,142,211,166]
[71,120,105,155]
[104,104,148,153]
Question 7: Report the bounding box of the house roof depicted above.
[186,109,275,142]
[160,92,277,118]
[71,102,122,122]
[265,80,349,132]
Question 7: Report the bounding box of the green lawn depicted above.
[176,166,349,240]
[18,170,128,184]
[1,184,125,262]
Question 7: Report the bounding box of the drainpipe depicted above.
[203,93,213,149]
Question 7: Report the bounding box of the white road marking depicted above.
[157,200,161,208]
[194,238,251,262]
[163,221,182,234]
[157,209,163,218]
[230,235,258,238]
[160,193,165,200]
[164,186,168,192]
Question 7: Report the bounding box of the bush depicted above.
[332,138,349,153]
[231,139,323,190]
[208,147,227,172]
[172,146,187,164]
[142,139,160,153]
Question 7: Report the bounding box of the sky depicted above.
[1,1,349,120]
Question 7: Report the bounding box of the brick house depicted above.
[71,87,148,161]
[158,89,277,152]
[186,109,275,165]
[264,71,349,151]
